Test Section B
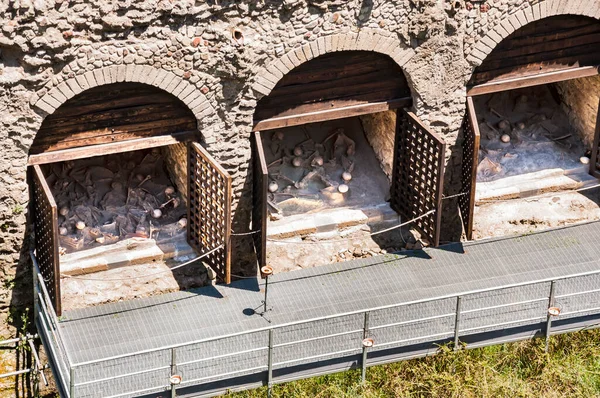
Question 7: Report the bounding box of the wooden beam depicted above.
[27,131,198,165]
[252,97,412,131]
[467,65,600,96]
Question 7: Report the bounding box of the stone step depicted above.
[266,204,398,239]
[475,168,584,204]
[60,238,165,276]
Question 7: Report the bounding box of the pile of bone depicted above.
[266,128,357,218]
[44,148,187,254]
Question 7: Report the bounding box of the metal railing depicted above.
[32,254,72,397]
[35,254,600,398]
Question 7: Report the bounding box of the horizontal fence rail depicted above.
[34,253,600,398]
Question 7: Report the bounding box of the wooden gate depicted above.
[589,98,600,179]
[188,143,232,284]
[251,132,268,270]
[458,97,481,240]
[31,165,62,315]
[390,111,446,247]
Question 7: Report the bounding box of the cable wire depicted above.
[266,209,436,244]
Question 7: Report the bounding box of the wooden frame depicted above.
[458,97,481,240]
[28,131,197,166]
[391,110,446,247]
[467,65,600,96]
[251,131,268,271]
[31,165,62,315]
[252,97,412,132]
[187,142,233,284]
[590,98,600,179]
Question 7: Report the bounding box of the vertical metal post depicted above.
[69,367,75,398]
[361,312,370,383]
[454,296,462,352]
[545,281,556,353]
[267,329,274,398]
[170,348,177,398]
[263,275,269,314]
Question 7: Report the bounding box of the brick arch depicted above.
[250,29,416,98]
[33,64,214,124]
[467,0,600,66]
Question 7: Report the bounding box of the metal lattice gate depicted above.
[188,142,232,284]
[589,98,600,179]
[31,165,62,315]
[458,97,481,240]
[390,111,446,246]
[252,131,268,269]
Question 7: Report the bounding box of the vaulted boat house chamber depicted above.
[29,83,232,315]
[251,51,446,273]
[459,15,600,240]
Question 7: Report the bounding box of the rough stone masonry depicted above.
[0,0,599,391]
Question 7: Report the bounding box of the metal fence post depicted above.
[170,348,177,398]
[267,329,274,398]
[361,312,370,383]
[69,367,75,398]
[545,281,556,353]
[454,296,462,352]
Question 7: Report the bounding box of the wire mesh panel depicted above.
[188,142,232,284]
[458,97,480,240]
[31,165,62,315]
[390,111,446,246]
[252,131,268,269]
[590,98,600,179]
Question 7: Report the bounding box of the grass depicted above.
[227,329,600,398]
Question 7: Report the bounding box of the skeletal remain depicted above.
[501,134,511,143]
[338,184,349,193]
[342,171,352,182]
[292,157,303,167]
[95,236,105,244]
[312,155,324,167]
[498,120,511,132]
[151,209,162,219]
[341,156,355,173]
[268,181,279,193]
[160,198,176,208]
[295,170,318,189]
[267,158,283,168]
[333,132,356,157]
[267,200,282,214]
[165,186,175,196]
[137,175,152,187]
[177,218,187,229]
[76,221,86,230]
[581,156,591,165]
[59,247,67,256]
[59,227,68,236]
[59,207,69,216]
[516,122,526,130]
[490,107,506,119]
[293,147,303,156]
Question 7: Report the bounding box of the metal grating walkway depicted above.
[54,221,600,397]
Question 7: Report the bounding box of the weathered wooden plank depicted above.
[469,15,600,87]
[468,65,600,96]
[33,82,197,154]
[28,131,198,165]
[254,50,410,125]
[253,97,412,131]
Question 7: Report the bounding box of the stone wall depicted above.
[163,143,188,207]
[555,75,600,149]
[0,0,599,392]
[359,110,397,180]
